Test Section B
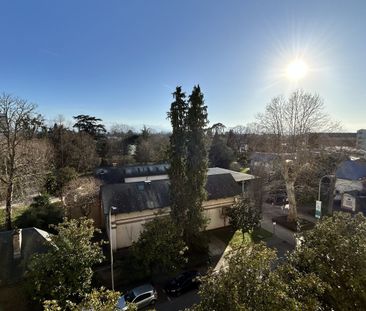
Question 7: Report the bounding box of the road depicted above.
[156,290,200,311]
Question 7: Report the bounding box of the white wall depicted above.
[109,197,236,250]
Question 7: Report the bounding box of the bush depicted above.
[14,194,64,231]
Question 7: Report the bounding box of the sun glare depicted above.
[286,59,309,81]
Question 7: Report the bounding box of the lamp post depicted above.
[109,206,117,291]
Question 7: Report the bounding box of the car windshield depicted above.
[124,291,136,302]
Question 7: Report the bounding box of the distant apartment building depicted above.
[357,129,366,151]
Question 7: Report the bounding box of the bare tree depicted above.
[63,177,101,219]
[0,94,51,230]
[257,90,338,222]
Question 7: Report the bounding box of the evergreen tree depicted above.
[167,87,188,229]
[185,85,209,240]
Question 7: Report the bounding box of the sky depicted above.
[0,0,365,132]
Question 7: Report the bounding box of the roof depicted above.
[96,163,169,184]
[0,228,50,285]
[101,173,242,215]
[97,164,256,184]
[208,167,255,182]
[335,159,366,180]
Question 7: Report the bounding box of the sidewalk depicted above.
[261,202,317,247]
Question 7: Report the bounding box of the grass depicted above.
[0,206,28,231]
[229,227,273,248]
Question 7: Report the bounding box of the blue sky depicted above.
[0,0,365,131]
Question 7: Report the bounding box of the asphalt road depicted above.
[156,289,200,311]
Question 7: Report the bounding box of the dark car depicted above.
[164,270,200,296]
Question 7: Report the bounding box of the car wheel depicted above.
[150,299,156,305]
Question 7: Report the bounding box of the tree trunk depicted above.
[285,180,297,222]
[5,182,14,230]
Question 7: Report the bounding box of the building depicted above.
[99,165,255,250]
[357,129,366,151]
[0,228,50,285]
[334,159,366,214]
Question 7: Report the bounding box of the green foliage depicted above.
[72,114,106,138]
[190,242,324,311]
[185,85,209,240]
[168,86,189,229]
[44,166,78,197]
[14,194,64,231]
[43,287,120,311]
[209,133,235,169]
[168,85,209,242]
[227,195,261,237]
[27,218,104,307]
[130,216,188,275]
[289,212,366,310]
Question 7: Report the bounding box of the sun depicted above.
[286,59,309,81]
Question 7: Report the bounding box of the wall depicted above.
[109,197,236,250]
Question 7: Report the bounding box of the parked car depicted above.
[117,283,157,310]
[164,270,200,296]
[266,191,287,206]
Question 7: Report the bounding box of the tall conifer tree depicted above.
[185,85,209,239]
[167,87,188,229]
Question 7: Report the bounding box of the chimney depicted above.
[12,229,22,260]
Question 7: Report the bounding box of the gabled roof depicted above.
[336,159,366,180]
[0,228,50,285]
[101,173,242,215]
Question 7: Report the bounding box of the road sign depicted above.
[315,200,322,219]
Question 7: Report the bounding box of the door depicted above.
[133,292,151,308]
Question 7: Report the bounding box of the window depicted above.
[134,293,151,303]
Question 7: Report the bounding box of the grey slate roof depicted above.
[96,163,169,184]
[101,173,242,215]
[0,228,50,285]
[336,159,366,180]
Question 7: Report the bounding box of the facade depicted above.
[334,159,366,214]
[100,167,255,250]
[357,129,366,151]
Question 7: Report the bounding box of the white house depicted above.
[100,166,255,250]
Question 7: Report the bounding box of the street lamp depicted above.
[272,221,277,235]
[109,206,117,290]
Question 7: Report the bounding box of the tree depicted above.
[73,114,108,159]
[227,195,261,238]
[0,94,51,230]
[72,114,106,138]
[167,87,189,230]
[190,242,324,311]
[257,90,338,222]
[63,176,100,218]
[14,194,64,232]
[289,212,366,310]
[27,218,104,307]
[130,216,188,276]
[185,85,209,240]
[209,133,235,168]
[43,287,121,311]
[44,166,78,200]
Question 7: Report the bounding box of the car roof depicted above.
[132,283,154,296]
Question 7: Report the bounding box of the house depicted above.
[0,228,50,285]
[333,159,366,214]
[334,159,366,195]
[100,166,255,250]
